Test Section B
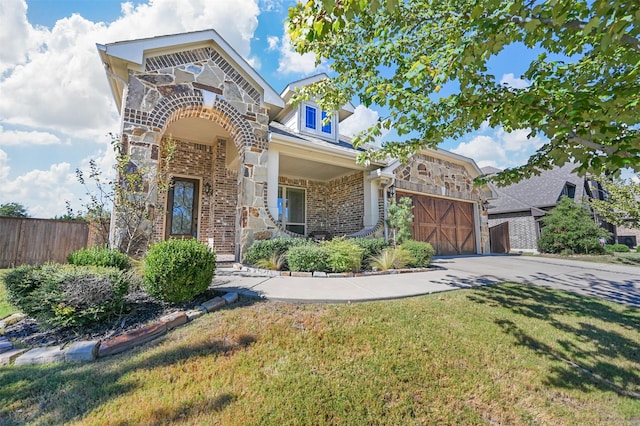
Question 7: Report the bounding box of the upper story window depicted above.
[560,183,576,199]
[301,103,336,140]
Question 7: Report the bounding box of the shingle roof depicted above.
[486,163,586,215]
[269,121,364,152]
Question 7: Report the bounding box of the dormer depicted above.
[276,74,355,143]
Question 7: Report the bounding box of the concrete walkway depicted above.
[212,255,640,307]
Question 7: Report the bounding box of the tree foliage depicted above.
[0,202,29,217]
[288,0,640,185]
[387,196,414,246]
[589,175,640,229]
[76,134,175,257]
[538,196,610,254]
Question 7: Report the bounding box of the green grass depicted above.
[0,269,18,320]
[1,284,639,425]
[538,252,640,266]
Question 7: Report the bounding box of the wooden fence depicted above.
[0,217,100,268]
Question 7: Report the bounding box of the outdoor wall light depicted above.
[386,184,396,199]
[204,182,212,196]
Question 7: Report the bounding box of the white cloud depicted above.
[259,0,283,12]
[276,30,326,75]
[267,36,279,51]
[0,126,63,146]
[0,0,42,71]
[500,73,530,89]
[0,149,9,180]
[496,128,545,153]
[451,127,547,169]
[339,105,380,137]
[0,160,78,218]
[452,135,507,168]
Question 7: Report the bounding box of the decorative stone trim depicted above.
[145,47,261,104]
[230,266,438,278]
[5,293,240,367]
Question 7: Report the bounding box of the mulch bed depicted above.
[3,288,222,348]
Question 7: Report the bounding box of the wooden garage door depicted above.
[400,192,476,255]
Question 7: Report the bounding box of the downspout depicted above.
[381,177,395,242]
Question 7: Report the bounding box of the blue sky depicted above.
[0,0,543,217]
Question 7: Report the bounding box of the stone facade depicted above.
[115,46,274,259]
[394,153,480,201]
[489,212,540,251]
[393,153,490,253]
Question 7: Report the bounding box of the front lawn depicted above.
[537,252,640,267]
[1,283,639,425]
[0,270,18,319]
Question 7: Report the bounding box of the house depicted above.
[483,163,614,253]
[97,29,494,261]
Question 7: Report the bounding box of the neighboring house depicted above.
[616,226,640,248]
[97,29,494,261]
[483,163,613,253]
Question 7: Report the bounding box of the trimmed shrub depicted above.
[400,240,436,267]
[287,244,329,272]
[244,238,307,269]
[350,238,389,263]
[605,243,631,253]
[3,263,131,328]
[143,239,216,303]
[67,246,131,270]
[637,246,640,253]
[369,248,414,271]
[321,238,364,272]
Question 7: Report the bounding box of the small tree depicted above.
[76,134,175,257]
[0,202,29,217]
[538,196,610,254]
[589,175,640,230]
[387,196,414,246]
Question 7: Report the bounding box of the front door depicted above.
[166,177,199,238]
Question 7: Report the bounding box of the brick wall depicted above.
[616,226,640,247]
[151,138,237,256]
[278,171,365,237]
[212,139,237,255]
[489,212,539,251]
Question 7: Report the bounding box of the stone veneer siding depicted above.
[114,45,275,260]
[393,153,490,253]
[488,212,540,251]
[278,171,365,237]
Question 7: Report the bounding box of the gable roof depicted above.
[97,29,284,113]
[278,73,355,122]
[486,163,586,215]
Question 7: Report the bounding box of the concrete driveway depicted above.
[430,255,640,307]
[213,255,640,307]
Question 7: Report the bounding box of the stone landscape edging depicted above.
[233,264,437,278]
[0,292,239,367]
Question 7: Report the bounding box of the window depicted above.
[321,111,332,134]
[166,177,199,238]
[301,103,335,139]
[305,106,316,130]
[560,183,576,199]
[278,186,306,235]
